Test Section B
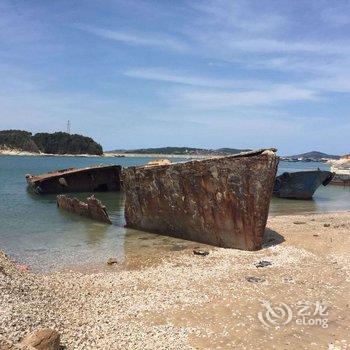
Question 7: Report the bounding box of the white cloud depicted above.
[123,67,265,89]
[173,85,316,109]
[77,24,188,52]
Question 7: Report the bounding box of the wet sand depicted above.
[1,212,349,349]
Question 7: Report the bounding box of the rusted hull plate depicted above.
[26,165,121,194]
[122,149,278,250]
[57,195,112,224]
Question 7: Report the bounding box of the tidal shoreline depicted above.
[1,212,349,349]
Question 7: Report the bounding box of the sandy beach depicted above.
[1,212,349,349]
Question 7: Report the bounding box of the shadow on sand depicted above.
[262,228,285,248]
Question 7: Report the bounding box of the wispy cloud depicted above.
[190,0,285,34]
[77,24,188,51]
[174,85,316,109]
[124,67,265,89]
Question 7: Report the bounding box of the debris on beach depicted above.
[26,164,122,194]
[123,149,278,250]
[245,276,266,283]
[57,195,112,224]
[107,257,118,265]
[193,249,209,256]
[255,260,272,268]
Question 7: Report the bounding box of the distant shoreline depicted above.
[104,152,211,159]
[0,149,340,162]
[0,149,102,158]
[0,149,211,159]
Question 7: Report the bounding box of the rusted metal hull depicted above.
[57,195,112,223]
[26,165,121,194]
[273,170,334,199]
[122,149,278,250]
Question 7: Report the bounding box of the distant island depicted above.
[285,151,340,161]
[0,130,103,156]
[107,147,251,157]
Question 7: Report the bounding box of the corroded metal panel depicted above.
[26,165,121,194]
[57,195,111,224]
[122,149,279,250]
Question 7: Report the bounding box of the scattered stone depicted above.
[0,265,8,276]
[246,276,266,283]
[19,329,60,350]
[255,260,272,268]
[107,258,118,265]
[283,276,295,283]
[324,223,331,227]
[193,249,209,256]
[16,264,29,272]
[169,244,186,251]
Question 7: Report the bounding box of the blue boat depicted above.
[273,170,334,199]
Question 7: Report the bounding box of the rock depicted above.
[193,249,209,256]
[255,260,272,268]
[19,329,60,350]
[16,264,29,272]
[324,223,331,227]
[246,276,266,283]
[293,221,306,225]
[107,258,118,265]
[313,234,319,237]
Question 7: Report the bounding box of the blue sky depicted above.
[0,0,349,154]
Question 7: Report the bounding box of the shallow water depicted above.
[0,155,349,272]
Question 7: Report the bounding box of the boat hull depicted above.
[122,149,278,250]
[26,165,122,194]
[273,170,334,199]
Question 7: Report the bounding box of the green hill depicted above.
[109,147,251,155]
[288,151,340,160]
[0,130,103,155]
[0,130,40,153]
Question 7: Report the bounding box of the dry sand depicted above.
[1,212,349,349]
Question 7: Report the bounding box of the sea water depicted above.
[0,155,349,272]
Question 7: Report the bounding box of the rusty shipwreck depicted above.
[273,170,334,199]
[122,149,279,250]
[26,165,121,194]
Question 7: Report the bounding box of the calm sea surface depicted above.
[0,155,349,272]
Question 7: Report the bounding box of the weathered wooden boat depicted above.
[273,170,334,199]
[122,149,278,251]
[26,165,122,194]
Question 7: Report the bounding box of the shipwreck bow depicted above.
[122,149,278,250]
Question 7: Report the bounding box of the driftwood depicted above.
[57,195,112,224]
[122,149,278,250]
